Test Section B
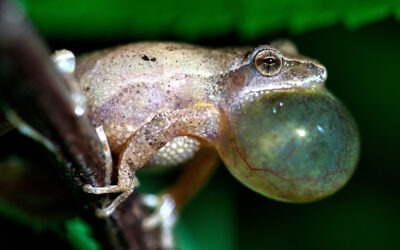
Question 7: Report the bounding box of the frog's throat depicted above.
[228,82,326,114]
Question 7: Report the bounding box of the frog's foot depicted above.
[141,194,178,249]
[83,176,139,218]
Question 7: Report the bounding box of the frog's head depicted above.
[226,42,327,107]
[216,42,360,203]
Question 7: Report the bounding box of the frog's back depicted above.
[75,42,244,152]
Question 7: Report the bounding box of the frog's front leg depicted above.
[83,124,160,217]
[82,157,138,218]
[84,106,219,218]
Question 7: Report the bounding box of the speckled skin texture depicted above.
[76,41,359,216]
[75,42,245,153]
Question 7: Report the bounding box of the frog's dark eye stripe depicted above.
[254,49,282,76]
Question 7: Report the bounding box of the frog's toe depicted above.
[82,184,111,194]
[95,207,114,218]
[142,194,177,229]
[142,194,177,249]
[82,184,96,193]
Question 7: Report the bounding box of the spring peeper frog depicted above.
[56,41,359,219]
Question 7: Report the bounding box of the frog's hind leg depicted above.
[161,145,219,212]
[141,145,219,248]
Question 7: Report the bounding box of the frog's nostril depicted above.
[306,63,315,69]
[307,63,327,82]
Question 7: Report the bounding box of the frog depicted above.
[52,40,359,223]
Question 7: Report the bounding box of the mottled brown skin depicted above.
[76,41,327,217]
[76,43,244,152]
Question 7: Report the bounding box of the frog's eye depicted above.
[254,49,283,76]
[219,89,360,203]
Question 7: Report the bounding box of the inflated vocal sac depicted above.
[221,89,360,202]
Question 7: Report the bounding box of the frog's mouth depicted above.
[239,79,326,107]
[243,80,325,96]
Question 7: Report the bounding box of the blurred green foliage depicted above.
[1,0,400,249]
[18,0,400,39]
[65,217,100,250]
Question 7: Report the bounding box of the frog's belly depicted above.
[146,136,200,169]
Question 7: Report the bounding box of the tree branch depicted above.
[0,1,157,249]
